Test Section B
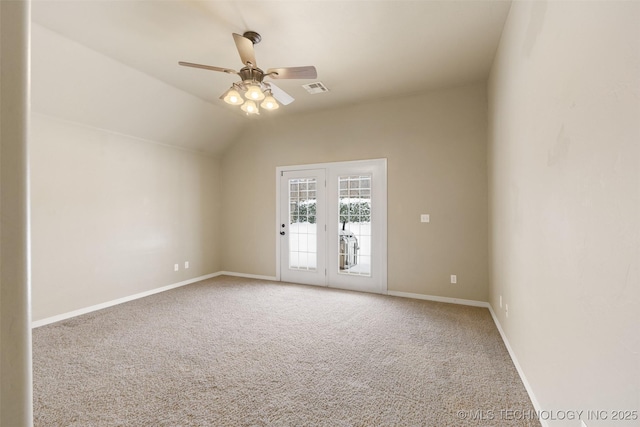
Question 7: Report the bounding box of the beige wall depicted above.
[488,0,639,422]
[221,83,489,301]
[30,23,225,322]
[30,115,223,321]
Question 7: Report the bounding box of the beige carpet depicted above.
[33,276,539,426]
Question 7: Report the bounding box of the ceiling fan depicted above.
[179,31,317,115]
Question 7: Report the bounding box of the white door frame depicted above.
[275,158,387,294]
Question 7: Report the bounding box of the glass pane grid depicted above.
[338,175,372,277]
[289,178,317,272]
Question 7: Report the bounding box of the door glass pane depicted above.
[289,178,317,271]
[338,175,371,276]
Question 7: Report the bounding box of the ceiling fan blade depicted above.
[233,33,257,67]
[266,66,317,80]
[178,61,236,74]
[267,83,295,106]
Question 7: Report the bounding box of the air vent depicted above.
[302,82,329,94]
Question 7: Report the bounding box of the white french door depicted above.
[279,169,327,286]
[277,159,387,294]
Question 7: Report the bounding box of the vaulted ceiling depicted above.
[31,1,511,153]
[33,0,511,113]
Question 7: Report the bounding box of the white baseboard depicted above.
[387,290,490,308]
[217,271,278,281]
[487,305,547,427]
[31,272,223,328]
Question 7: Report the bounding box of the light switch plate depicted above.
[421,214,430,223]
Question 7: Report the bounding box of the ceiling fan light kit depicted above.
[222,88,244,106]
[240,100,258,114]
[179,31,317,116]
[261,93,279,110]
[245,84,266,101]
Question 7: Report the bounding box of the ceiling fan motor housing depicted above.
[243,31,262,45]
[239,66,265,84]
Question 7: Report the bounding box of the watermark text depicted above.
[455,409,638,422]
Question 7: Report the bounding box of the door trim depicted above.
[275,159,387,294]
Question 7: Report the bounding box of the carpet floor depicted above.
[33,276,539,426]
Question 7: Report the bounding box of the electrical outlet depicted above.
[184,261,189,269]
[450,275,457,284]
[420,214,430,223]
[505,304,509,318]
[500,295,503,308]
[174,264,179,272]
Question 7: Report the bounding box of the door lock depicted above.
[280,223,286,236]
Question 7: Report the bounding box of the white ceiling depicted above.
[32,0,512,116]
